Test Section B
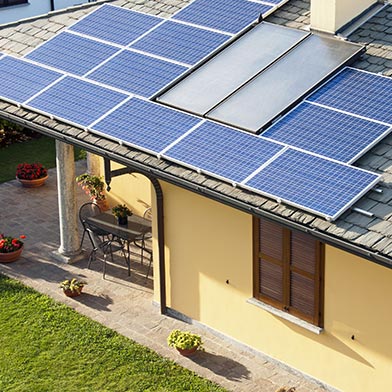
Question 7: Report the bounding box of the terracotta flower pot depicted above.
[17,175,48,188]
[176,346,198,357]
[0,247,23,263]
[63,286,83,297]
[93,199,109,211]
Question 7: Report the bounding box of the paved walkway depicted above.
[0,161,330,392]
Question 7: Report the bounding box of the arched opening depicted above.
[103,158,166,314]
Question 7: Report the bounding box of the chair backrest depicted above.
[85,224,104,251]
[79,202,102,225]
[143,207,152,221]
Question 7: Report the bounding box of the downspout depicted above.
[50,0,55,11]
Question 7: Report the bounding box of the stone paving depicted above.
[0,161,331,392]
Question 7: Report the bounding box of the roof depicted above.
[1,0,392,267]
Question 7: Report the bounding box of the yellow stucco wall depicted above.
[310,0,376,33]
[163,183,392,391]
[98,159,152,216]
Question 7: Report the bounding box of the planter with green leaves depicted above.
[112,204,132,225]
[167,329,203,356]
[60,278,86,297]
[76,173,108,210]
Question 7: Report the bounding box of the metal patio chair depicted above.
[86,223,129,279]
[79,202,108,248]
[134,207,153,278]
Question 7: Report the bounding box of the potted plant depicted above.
[76,173,109,210]
[59,278,86,297]
[112,204,132,225]
[0,233,25,263]
[16,162,48,187]
[167,329,203,356]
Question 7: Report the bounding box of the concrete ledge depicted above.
[247,298,324,335]
[51,249,85,264]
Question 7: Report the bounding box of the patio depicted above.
[0,160,329,392]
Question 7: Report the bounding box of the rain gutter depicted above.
[1,111,391,281]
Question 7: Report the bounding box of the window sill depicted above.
[247,298,324,335]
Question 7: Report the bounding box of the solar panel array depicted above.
[0,2,387,221]
[172,0,273,34]
[262,102,391,164]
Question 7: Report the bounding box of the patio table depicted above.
[85,212,151,268]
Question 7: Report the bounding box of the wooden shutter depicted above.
[254,217,324,327]
[254,219,285,308]
[289,231,322,325]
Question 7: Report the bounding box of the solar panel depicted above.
[253,0,282,4]
[90,98,202,154]
[0,56,62,104]
[157,22,308,115]
[163,121,285,183]
[130,20,231,65]
[207,35,363,133]
[26,77,129,128]
[262,102,391,163]
[26,32,119,76]
[69,4,162,46]
[243,149,380,220]
[173,0,272,34]
[88,50,188,97]
[306,67,392,125]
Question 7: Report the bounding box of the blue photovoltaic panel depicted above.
[262,102,391,163]
[27,77,128,127]
[26,32,119,76]
[307,67,392,125]
[251,0,282,4]
[164,121,284,183]
[91,98,202,153]
[130,20,231,65]
[0,56,62,103]
[69,4,162,46]
[173,0,272,34]
[88,50,188,97]
[244,149,380,220]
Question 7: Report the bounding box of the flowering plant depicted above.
[16,162,48,180]
[0,233,25,253]
[76,173,106,201]
[112,204,132,218]
[167,330,203,351]
[60,278,86,294]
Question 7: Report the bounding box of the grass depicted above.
[0,136,83,183]
[0,274,227,392]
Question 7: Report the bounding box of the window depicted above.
[0,0,28,7]
[253,218,324,326]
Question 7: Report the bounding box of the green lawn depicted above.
[0,275,226,392]
[0,136,83,183]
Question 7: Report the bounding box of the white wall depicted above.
[0,0,95,25]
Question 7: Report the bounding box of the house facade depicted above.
[0,0,391,391]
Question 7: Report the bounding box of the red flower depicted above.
[16,162,47,180]
[0,234,24,253]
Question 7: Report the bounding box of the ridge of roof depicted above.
[1,0,392,267]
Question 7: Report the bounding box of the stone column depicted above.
[53,140,84,263]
